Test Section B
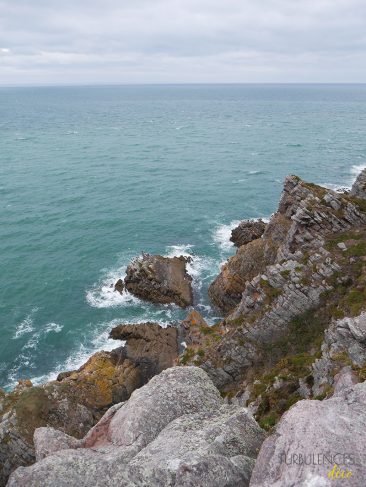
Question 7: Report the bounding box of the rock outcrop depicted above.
[113,278,124,294]
[8,367,266,487]
[5,169,366,486]
[109,322,179,374]
[124,254,193,307]
[230,220,267,247]
[250,377,366,487]
[350,167,366,199]
[184,172,366,430]
[0,322,179,486]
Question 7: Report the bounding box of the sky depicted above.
[0,0,366,85]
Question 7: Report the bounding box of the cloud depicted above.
[0,0,366,84]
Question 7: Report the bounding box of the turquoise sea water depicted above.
[1,84,366,389]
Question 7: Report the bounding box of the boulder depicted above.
[114,279,124,294]
[8,367,265,487]
[250,380,366,487]
[230,220,267,247]
[124,254,193,308]
[0,322,178,486]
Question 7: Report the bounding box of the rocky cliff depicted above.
[0,323,179,486]
[182,172,366,434]
[3,169,366,486]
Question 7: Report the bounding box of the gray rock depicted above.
[8,367,265,487]
[1,322,179,486]
[351,168,366,199]
[250,381,366,487]
[312,312,366,396]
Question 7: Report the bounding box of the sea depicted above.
[1,83,366,390]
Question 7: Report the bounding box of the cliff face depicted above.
[4,170,366,486]
[183,170,366,429]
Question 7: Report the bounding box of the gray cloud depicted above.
[0,0,366,85]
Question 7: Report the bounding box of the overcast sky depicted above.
[1,0,366,85]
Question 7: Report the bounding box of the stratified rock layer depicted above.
[125,254,193,307]
[8,367,265,487]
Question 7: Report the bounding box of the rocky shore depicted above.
[3,169,366,486]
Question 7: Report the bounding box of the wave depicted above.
[319,164,366,193]
[43,322,63,334]
[165,244,218,301]
[212,220,241,252]
[320,182,349,193]
[86,263,141,309]
[351,164,366,179]
[212,217,270,252]
[20,321,121,387]
[13,308,38,339]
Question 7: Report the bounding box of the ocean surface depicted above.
[1,84,366,389]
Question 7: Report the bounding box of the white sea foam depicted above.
[212,220,241,251]
[27,317,173,387]
[320,182,349,193]
[351,164,366,177]
[320,164,366,193]
[86,264,141,309]
[43,322,63,334]
[165,244,218,298]
[212,217,270,252]
[165,244,194,259]
[13,308,38,339]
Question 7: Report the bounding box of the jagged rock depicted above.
[109,322,178,374]
[0,323,178,486]
[0,384,93,487]
[125,254,193,308]
[351,167,366,199]
[208,238,277,313]
[230,220,267,247]
[114,279,124,294]
[312,312,366,396]
[201,174,366,394]
[179,310,210,347]
[250,380,366,487]
[8,367,265,487]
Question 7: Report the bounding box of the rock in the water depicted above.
[0,322,178,486]
[8,367,265,487]
[230,220,267,247]
[124,254,193,307]
[114,278,124,294]
[351,167,366,199]
[109,322,178,374]
[250,380,366,487]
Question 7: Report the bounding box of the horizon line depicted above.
[1,81,366,89]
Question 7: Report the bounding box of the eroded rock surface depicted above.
[0,322,178,486]
[184,173,366,430]
[8,367,265,487]
[250,379,366,487]
[230,219,267,248]
[125,254,193,307]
